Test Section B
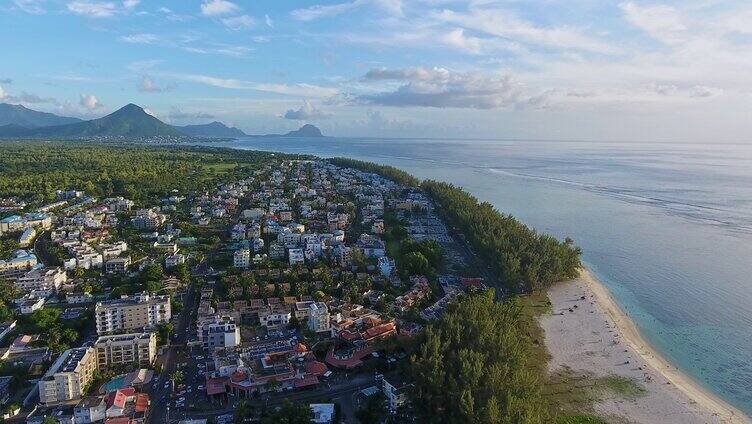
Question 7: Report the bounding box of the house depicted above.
[355,234,386,258]
[0,376,12,405]
[310,403,335,424]
[19,297,45,314]
[74,396,107,424]
[105,257,131,274]
[165,253,185,269]
[382,374,413,411]
[378,256,395,277]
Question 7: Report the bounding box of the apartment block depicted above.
[94,332,157,369]
[38,347,97,404]
[95,293,171,334]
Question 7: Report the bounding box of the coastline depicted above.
[541,268,751,424]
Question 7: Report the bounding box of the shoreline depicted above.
[542,268,751,423]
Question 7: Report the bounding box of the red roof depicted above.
[134,394,149,413]
[305,361,328,376]
[293,375,319,388]
[106,388,135,409]
[104,418,135,424]
[206,377,227,396]
[231,370,247,383]
[363,322,396,340]
[294,342,308,353]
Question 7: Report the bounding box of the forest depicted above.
[0,141,305,206]
[327,157,421,187]
[421,180,581,293]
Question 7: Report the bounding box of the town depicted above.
[0,158,489,424]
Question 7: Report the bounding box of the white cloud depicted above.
[165,72,339,98]
[200,0,239,17]
[431,7,617,55]
[222,14,254,30]
[122,0,138,10]
[441,28,482,54]
[119,33,158,44]
[79,94,102,109]
[265,14,273,28]
[359,67,523,109]
[215,46,252,57]
[13,0,46,14]
[620,2,687,45]
[139,75,174,93]
[283,101,332,120]
[291,0,402,21]
[67,1,117,18]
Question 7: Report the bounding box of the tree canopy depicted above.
[411,290,548,423]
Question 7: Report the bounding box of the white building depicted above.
[233,249,250,269]
[197,316,241,350]
[15,267,67,293]
[165,253,185,269]
[95,293,171,334]
[38,347,97,404]
[308,302,331,333]
[288,248,305,266]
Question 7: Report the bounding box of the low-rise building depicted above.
[105,257,131,274]
[15,267,67,293]
[165,253,185,269]
[198,316,241,350]
[382,374,413,411]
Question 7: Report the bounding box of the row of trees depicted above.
[421,180,581,292]
[327,157,421,187]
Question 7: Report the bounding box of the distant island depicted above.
[0,102,325,140]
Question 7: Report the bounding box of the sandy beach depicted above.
[540,268,751,424]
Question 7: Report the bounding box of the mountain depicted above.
[260,124,324,138]
[284,124,323,137]
[177,121,246,138]
[0,124,36,137]
[0,103,82,128]
[0,104,184,138]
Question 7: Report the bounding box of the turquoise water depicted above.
[211,137,752,414]
[103,375,127,393]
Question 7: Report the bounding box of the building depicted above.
[165,253,185,269]
[258,306,291,329]
[288,248,305,266]
[74,396,107,424]
[382,375,413,411]
[38,347,97,404]
[15,267,67,293]
[131,209,165,230]
[18,226,36,247]
[310,403,335,424]
[198,316,241,350]
[19,297,45,314]
[0,375,12,405]
[308,302,331,333]
[95,293,171,334]
[105,257,131,274]
[94,332,157,369]
[233,249,250,269]
[0,250,38,278]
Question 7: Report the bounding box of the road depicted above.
[146,278,197,424]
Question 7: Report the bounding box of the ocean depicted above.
[211,136,752,414]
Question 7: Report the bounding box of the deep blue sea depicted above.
[211,137,752,414]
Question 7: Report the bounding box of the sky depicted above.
[1,0,752,141]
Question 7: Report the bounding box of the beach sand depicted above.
[540,268,751,424]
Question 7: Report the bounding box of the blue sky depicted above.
[2,0,751,141]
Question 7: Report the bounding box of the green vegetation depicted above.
[598,375,647,399]
[411,289,548,423]
[0,141,305,205]
[421,180,581,292]
[261,399,313,424]
[327,157,421,187]
[556,415,610,424]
